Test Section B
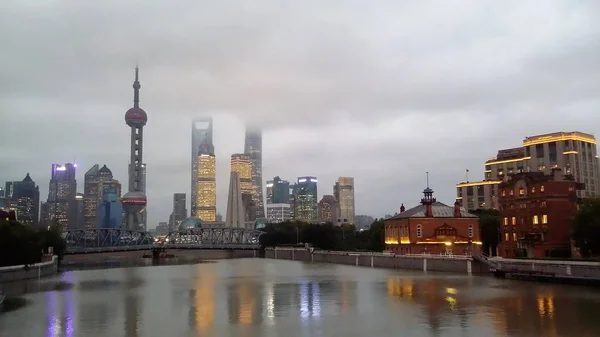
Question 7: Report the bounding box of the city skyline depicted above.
[2,1,599,227]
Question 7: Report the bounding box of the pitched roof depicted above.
[388,201,477,219]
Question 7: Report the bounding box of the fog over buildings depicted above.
[1,1,599,227]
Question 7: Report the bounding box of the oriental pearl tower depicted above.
[121,66,148,230]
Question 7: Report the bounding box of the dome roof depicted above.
[125,107,148,126]
[179,217,202,230]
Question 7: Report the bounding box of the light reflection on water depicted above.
[0,259,600,337]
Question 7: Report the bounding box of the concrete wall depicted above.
[266,248,480,274]
[62,249,257,264]
[0,256,58,282]
[492,257,600,279]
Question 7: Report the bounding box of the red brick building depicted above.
[384,187,481,255]
[497,168,583,258]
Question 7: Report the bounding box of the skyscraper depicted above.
[295,176,318,223]
[231,153,254,222]
[195,153,217,222]
[191,118,215,216]
[47,163,77,231]
[244,128,265,219]
[84,164,121,229]
[96,185,123,228]
[318,195,338,223]
[225,171,245,228]
[6,173,40,226]
[271,176,290,204]
[169,193,187,231]
[334,177,355,224]
[265,180,273,204]
[121,66,148,230]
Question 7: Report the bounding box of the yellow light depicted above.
[385,240,399,245]
[400,239,411,244]
[485,157,531,165]
[484,170,491,173]
[523,133,596,146]
[444,242,452,246]
[456,180,502,187]
[563,151,578,155]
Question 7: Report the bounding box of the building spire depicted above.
[426,171,429,188]
[133,65,141,108]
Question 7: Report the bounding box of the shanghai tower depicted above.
[244,128,265,219]
[121,66,148,230]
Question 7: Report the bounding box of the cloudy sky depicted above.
[1,1,599,227]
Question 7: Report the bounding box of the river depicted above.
[1,258,600,337]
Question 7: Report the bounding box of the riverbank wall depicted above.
[0,256,58,282]
[487,257,600,284]
[266,248,486,274]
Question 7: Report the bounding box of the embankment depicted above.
[266,248,485,274]
[0,256,58,282]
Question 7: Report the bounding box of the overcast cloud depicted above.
[1,0,599,227]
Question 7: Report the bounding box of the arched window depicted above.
[416,224,422,238]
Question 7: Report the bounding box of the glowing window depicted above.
[503,217,508,226]
[542,214,547,224]
[505,232,509,242]
[511,217,516,225]
[513,232,517,241]
[533,215,539,225]
[541,185,545,192]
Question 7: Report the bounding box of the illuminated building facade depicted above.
[47,163,77,231]
[244,127,265,219]
[231,153,254,222]
[266,203,291,223]
[318,195,338,223]
[334,177,355,224]
[456,131,599,210]
[385,186,481,255]
[497,169,582,258]
[5,173,40,226]
[295,176,318,223]
[195,154,216,222]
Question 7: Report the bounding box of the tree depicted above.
[366,219,384,252]
[0,219,67,267]
[470,209,501,255]
[572,198,600,258]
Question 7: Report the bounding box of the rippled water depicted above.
[1,258,600,337]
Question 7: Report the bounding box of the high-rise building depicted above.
[456,131,600,210]
[266,203,291,223]
[47,163,77,231]
[191,118,215,216]
[5,173,40,226]
[122,66,148,230]
[84,164,121,229]
[75,193,85,229]
[271,176,290,204]
[231,153,254,222]
[39,201,50,228]
[318,195,338,223]
[169,193,187,232]
[334,177,355,224]
[244,128,265,219]
[195,154,216,222]
[225,171,245,228]
[265,180,273,204]
[96,185,124,229]
[289,183,297,220]
[295,176,318,223]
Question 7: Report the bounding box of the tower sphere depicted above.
[125,107,147,127]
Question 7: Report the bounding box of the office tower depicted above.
[244,128,265,219]
[0,187,4,198]
[96,185,124,228]
[75,193,85,229]
[457,131,600,210]
[47,163,77,231]
[271,176,290,204]
[84,164,121,229]
[318,195,338,223]
[39,201,49,228]
[195,153,217,222]
[266,204,291,223]
[295,176,318,223]
[191,118,215,216]
[231,153,254,222]
[289,183,297,220]
[225,171,245,228]
[5,173,40,226]
[169,193,187,231]
[265,180,273,204]
[122,66,148,230]
[334,177,355,224]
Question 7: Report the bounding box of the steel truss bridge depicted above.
[65,227,264,254]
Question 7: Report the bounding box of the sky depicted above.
[1,1,599,228]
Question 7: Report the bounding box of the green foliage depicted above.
[470,209,501,255]
[259,219,385,252]
[572,198,600,258]
[0,219,66,267]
